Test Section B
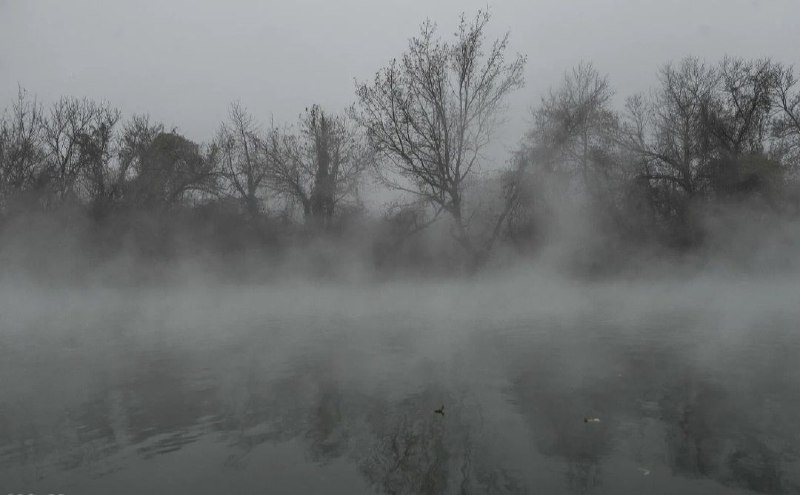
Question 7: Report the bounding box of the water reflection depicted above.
[0,314,798,494]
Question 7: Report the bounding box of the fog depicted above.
[3,1,800,493]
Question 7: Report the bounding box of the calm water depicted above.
[1,280,799,494]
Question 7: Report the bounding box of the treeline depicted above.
[0,95,375,274]
[0,95,369,227]
[1,11,799,276]
[513,57,800,246]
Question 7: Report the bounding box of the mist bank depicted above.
[3,251,799,359]
[1,188,799,288]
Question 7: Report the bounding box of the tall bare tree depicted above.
[706,57,776,155]
[623,57,785,203]
[355,11,526,261]
[527,62,619,190]
[500,63,626,249]
[0,89,47,204]
[267,105,369,228]
[704,57,782,196]
[621,57,719,201]
[774,64,800,176]
[115,114,163,202]
[216,103,270,218]
[42,97,120,203]
[78,111,120,215]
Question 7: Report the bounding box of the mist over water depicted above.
[1,264,799,494]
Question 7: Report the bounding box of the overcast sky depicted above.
[1,0,798,159]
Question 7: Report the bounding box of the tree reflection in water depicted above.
[218,353,525,494]
[1,315,799,494]
[503,319,800,495]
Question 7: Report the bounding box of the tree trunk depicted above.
[311,115,335,230]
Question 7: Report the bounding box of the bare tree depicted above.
[509,63,624,243]
[78,111,120,215]
[267,105,369,228]
[706,57,777,155]
[42,97,120,203]
[704,57,783,196]
[216,103,270,218]
[355,11,526,261]
[527,62,619,190]
[774,64,800,176]
[621,57,719,201]
[116,114,164,201]
[0,89,47,204]
[623,57,786,204]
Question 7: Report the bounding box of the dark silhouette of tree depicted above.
[267,104,369,228]
[41,97,120,204]
[704,58,782,198]
[618,57,787,244]
[215,102,270,219]
[124,126,218,206]
[355,11,526,262]
[0,89,47,205]
[623,57,785,200]
[622,57,719,202]
[114,114,163,204]
[78,114,120,217]
[774,64,800,177]
[706,58,776,155]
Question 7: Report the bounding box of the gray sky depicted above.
[1,0,798,159]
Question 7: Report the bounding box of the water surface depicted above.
[1,277,799,494]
